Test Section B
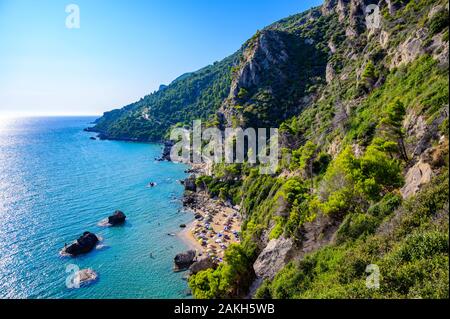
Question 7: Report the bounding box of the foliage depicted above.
[189,243,255,299]
[429,8,449,35]
[318,145,403,216]
[258,170,449,298]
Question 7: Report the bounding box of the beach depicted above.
[179,191,242,261]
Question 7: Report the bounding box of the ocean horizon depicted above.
[0,116,192,298]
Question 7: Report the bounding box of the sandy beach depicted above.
[178,191,242,261]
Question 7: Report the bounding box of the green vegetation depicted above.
[258,170,449,299]
[92,54,239,141]
[93,0,449,299]
[429,8,449,35]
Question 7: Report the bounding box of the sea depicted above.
[0,116,193,299]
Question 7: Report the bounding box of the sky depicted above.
[0,0,322,117]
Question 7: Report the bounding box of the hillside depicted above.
[89,53,238,141]
[94,0,449,299]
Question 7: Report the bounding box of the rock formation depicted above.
[63,232,99,256]
[108,210,127,226]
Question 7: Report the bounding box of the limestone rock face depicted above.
[219,28,326,128]
[390,29,427,69]
[322,0,338,16]
[189,257,217,275]
[326,62,336,83]
[401,161,433,199]
[225,29,290,111]
[253,237,295,280]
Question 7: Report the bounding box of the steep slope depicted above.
[89,53,239,141]
[93,0,449,299]
[90,5,336,140]
[186,0,449,299]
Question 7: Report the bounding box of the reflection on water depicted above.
[0,117,191,298]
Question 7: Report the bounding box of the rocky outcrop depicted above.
[326,62,336,83]
[159,140,174,161]
[385,0,403,15]
[322,0,337,15]
[221,30,290,120]
[189,257,217,275]
[108,210,126,226]
[401,161,433,199]
[400,133,449,199]
[390,28,427,69]
[174,250,197,272]
[219,28,326,128]
[253,237,296,280]
[183,176,197,192]
[64,232,99,256]
[76,269,98,286]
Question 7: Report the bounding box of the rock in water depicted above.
[174,250,196,272]
[108,210,126,225]
[160,140,174,161]
[64,232,99,256]
[183,176,197,192]
[77,269,98,286]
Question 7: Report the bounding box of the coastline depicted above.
[177,220,204,252]
[180,190,242,261]
[86,131,242,262]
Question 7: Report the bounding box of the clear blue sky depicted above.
[0,0,322,116]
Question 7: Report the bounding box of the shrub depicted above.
[336,213,379,243]
[429,9,449,35]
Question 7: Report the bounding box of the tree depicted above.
[378,99,409,161]
[361,60,378,90]
[290,141,317,190]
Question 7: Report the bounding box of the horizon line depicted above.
[0,112,102,119]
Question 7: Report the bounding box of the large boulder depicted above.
[189,257,217,275]
[64,232,99,256]
[161,140,174,161]
[183,176,197,192]
[401,161,433,198]
[174,250,196,272]
[76,269,98,286]
[253,237,295,280]
[108,210,126,225]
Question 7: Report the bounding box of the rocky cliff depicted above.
[92,0,449,299]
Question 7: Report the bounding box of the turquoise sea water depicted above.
[0,117,192,299]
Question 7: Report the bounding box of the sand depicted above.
[178,193,242,260]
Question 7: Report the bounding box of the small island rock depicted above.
[64,232,99,256]
[108,210,126,226]
[76,268,98,285]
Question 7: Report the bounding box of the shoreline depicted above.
[177,220,204,252]
[179,190,242,261]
